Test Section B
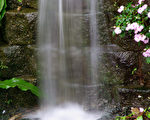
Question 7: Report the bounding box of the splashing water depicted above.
[27,103,103,120]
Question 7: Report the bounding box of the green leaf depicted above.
[146,57,150,64]
[119,32,125,38]
[132,68,137,75]
[146,111,150,118]
[4,0,7,9]
[121,116,126,120]
[0,78,40,97]
[115,116,120,120]
[0,0,4,12]
[146,33,150,38]
[136,116,143,120]
[18,0,22,2]
[112,31,116,36]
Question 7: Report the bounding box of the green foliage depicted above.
[0,0,22,22]
[0,61,8,69]
[115,107,150,120]
[146,57,150,64]
[136,116,143,120]
[0,0,6,21]
[113,1,150,64]
[17,0,22,2]
[0,78,40,97]
[131,68,137,75]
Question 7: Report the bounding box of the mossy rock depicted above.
[3,9,38,45]
[7,0,38,10]
[0,45,37,79]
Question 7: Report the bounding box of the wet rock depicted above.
[0,45,37,79]
[116,86,150,108]
[98,115,113,120]
[7,0,38,10]
[3,9,38,45]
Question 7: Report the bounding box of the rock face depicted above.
[0,5,38,80]
[0,45,37,79]
[4,9,37,45]
[7,0,38,10]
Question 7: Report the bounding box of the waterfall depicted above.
[27,0,105,119]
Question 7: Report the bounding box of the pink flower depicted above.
[134,34,147,43]
[134,25,144,33]
[138,4,147,14]
[138,8,144,14]
[148,12,150,18]
[134,34,142,42]
[140,34,146,41]
[142,4,148,9]
[143,49,150,57]
[131,22,139,30]
[114,27,122,34]
[126,23,144,33]
[143,38,149,44]
[138,0,145,4]
[126,24,132,31]
[118,6,124,13]
[139,108,144,112]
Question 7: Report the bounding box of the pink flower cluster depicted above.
[134,34,149,43]
[126,22,144,34]
[125,22,149,44]
[138,4,147,14]
[143,49,150,57]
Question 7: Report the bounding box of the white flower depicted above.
[138,95,142,98]
[148,12,150,18]
[138,0,145,4]
[118,6,124,13]
[114,27,122,34]
[138,4,148,14]
[139,108,144,112]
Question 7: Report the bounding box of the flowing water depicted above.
[28,0,106,119]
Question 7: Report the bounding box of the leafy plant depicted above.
[0,61,8,69]
[115,107,150,120]
[0,0,23,22]
[0,78,40,97]
[0,0,7,21]
[113,0,150,64]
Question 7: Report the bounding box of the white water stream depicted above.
[27,0,105,119]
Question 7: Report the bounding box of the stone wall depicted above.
[0,1,38,119]
[0,0,38,82]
